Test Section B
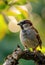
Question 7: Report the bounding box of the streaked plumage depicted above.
[18,20,42,51]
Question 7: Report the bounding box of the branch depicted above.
[3,45,45,65]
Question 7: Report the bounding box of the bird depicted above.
[17,20,42,51]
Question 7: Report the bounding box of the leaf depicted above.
[0,14,7,40]
[0,1,6,10]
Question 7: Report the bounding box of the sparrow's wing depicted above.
[32,27,42,49]
[36,34,42,48]
[31,27,38,33]
[25,27,42,49]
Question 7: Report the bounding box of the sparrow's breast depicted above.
[20,29,39,49]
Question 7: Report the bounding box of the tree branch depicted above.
[3,45,45,65]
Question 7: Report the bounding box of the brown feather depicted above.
[24,20,33,26]
[36,34,42,49]
[31,26,42,49]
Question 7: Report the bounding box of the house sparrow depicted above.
[17,20,42,51]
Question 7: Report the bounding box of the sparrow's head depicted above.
[17,20,33,30]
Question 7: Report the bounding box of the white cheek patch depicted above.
[23,24,30,30]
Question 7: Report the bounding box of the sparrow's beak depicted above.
[17,23,20,25]
[17,22,22,26]
[17,22,23,29]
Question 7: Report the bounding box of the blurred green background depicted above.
[0,0,45,65]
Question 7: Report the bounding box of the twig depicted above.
[3,45,45,65]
